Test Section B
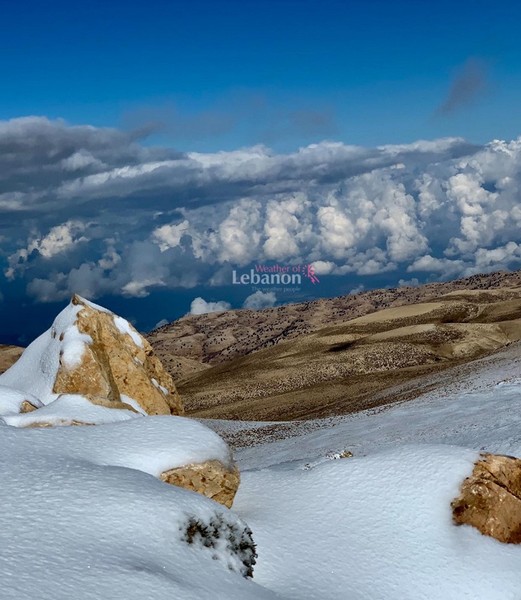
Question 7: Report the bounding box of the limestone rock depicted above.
[452,453,521,544]
[20,400,38,413]
[160,460,240,508]
[53,295,183,415]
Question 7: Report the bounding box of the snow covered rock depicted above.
[0,294,183,416]
[452,452,521,544]
[0,418,269,599]
[0,385,42,415]
[0,297,241,507]
[161,459,240,509]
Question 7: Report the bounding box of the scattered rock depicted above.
[20,401,38,413]
[160,459,240,508]
[452,453,521,544]
[182,514,256,578]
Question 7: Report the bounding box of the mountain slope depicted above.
[148,270,521,379]
[177,289,521,420]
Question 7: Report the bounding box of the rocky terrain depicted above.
[177,288,521,420]
[146,270,521,420]
[148,270,521,378]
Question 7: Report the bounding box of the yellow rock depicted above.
[53,295,183,415]
[160,460,240,508]
[452,453,521,544]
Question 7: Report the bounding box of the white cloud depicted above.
[311,260,336,275]
[407,255,465,276]
[152,220,189,252]
[348,284,365,295]
[189,297,231,315]
[243,291,277,310]
[5,117,521,301]
[6,220,88,279]
[398,277,420,287]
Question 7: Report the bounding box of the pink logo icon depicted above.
[304,264,320,284]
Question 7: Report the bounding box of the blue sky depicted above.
[3,0,521,343]
[1,0,521,149]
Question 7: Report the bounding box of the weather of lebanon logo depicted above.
[232,263,320,293]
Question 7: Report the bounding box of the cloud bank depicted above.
[3,116,521,305]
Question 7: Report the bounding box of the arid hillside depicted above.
[0,345,23,374]
[176,287,521,420]
[148,270,521,379]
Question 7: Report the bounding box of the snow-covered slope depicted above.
[0,416,275,600]
[236,446,521,600]
[225,342,521,599]
[0,302,87,405]
[2,301,521,599]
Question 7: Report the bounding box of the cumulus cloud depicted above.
[4,116,521,304]
[189,297,231,315]
[398,278,420,287]
[152,220,190,252]
[243,291,277,310]
[348,284,365,295]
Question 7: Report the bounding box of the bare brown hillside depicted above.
[148,270,521,379]
[0,345,23,375]
[176,288,521,420]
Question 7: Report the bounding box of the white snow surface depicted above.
[113,314,144,347]
[79,295,113,313]
[0,417,276,600]
[218,343,521,599]
[2,393,139,427]
[0,384,43,414]
[0,302,89,404]
[235,446,521,600]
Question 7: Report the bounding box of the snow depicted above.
[0,384,43,414]
[151,377,169,394]
[226,345,521,471]
[114,315,144,347]
[0,302,89,404]
[0,417,276,600]
[235,446,521,600]
[2,393,139,427]
[3,297,521,599]
[121,393,148,415]
[217,343,521,599]
[2,415,235,480]
[79,295,113,313]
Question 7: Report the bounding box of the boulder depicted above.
[451,453,521,544]
[52,295,183,415]
[160,460,240,508]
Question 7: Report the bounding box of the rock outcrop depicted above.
[0,295,242,508]
[53,295,183,415]
[160,460,240,509]
[452,453,521,544]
